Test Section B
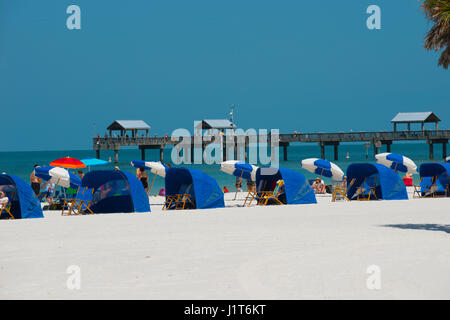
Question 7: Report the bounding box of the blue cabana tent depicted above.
[165,168,225,209]
[419,163,450,196]
[77,170,150,214]
[346,163,408,200]
[0,174,43,219]
[255,167,317,204]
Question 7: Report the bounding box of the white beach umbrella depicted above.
[34,166,81,189]
[301,158,344,181]
[220,160,258,181]
[446,156,450,163]
[375,153,418,174]
[220,160,259,200]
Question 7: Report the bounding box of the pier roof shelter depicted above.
[195,119,237,130]
[107,120,150,137]
[391,112,440,132]
[195,119,237,135]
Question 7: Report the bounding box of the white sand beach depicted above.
[1,190,450,300]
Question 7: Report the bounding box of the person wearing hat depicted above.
[312,177,326,194]
[403,172,413,186]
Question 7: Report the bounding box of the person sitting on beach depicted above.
[43,182,56,206]
[223,186,229,193]
[0,191,9,209]
[403,173,413,187]
[78,171,84,180]
[100,182,113,199]
[312,177,326,194]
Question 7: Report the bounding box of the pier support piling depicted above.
[429,142,434,160]
[96,149,100,159]
[114,150,119,164]
[443,142,447,160]
[318,142,338,160]
[159,148,164,162]
[141,148,145,161]
[382,140,392,153]
[280,142,289,161]
[373,141,381,159]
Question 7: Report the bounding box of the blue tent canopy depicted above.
[419,163,450,195]
[0,174,43,219]
[77,170,150,214]
[346,163,408,200]
[165,168,225,209]
[255,167,317,204]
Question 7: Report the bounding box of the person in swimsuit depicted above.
[30,165,42,196]
[0,191,9,209]
[137,167,149,192]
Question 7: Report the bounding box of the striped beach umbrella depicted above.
[220,160,259,200]
[220,160,258,181]
[301,158,344,181]
[375,153,417,174]
[34,166,81,189]
[50,157,86,169]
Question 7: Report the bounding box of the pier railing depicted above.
[94,129,450,148]
[279,129,450,143]
[93,129,449,162]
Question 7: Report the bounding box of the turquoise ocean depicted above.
[0,142,446,193]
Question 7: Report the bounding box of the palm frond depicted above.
[422,0,450,69]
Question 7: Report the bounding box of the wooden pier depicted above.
[93,129,450,163]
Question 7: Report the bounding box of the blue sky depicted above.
[0,0,448,151]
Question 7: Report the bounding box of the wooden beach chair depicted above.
[162,185,185,210]
[256,180,285,206]
[331,178,355,202]
[416,176,442,198]
[243,180,267,206]
[175,185,195,210]
[430,183,448,198]
[356,178,377,201]
[61,187,94,215]
[0,199,14,219]
[412,177,424,198]
[243,190,258,206]
[163,184,193,210]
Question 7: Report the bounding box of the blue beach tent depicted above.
[0,174,43,219]
[419,163,450,196]
[165,168,225,209]
[77,170,150,214]
[346,163,408,200]
[255,167,317,204]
